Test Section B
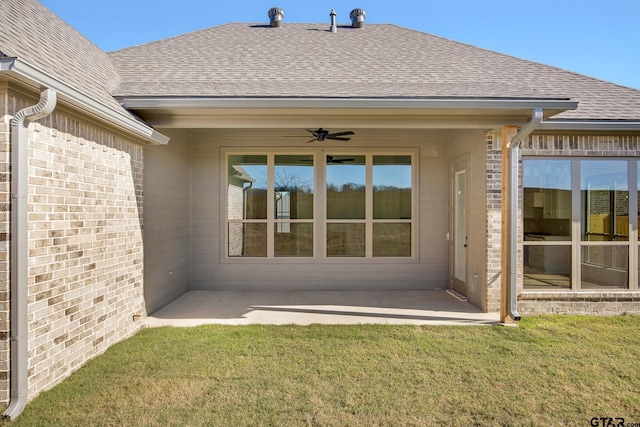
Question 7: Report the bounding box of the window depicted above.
[326,155,413,257]
[523,158,637,291]
[227,154,314,258]
[225,150,415,260]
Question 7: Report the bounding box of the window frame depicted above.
[221,147,419,263]
[522,157,639,291]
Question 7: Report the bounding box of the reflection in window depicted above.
[581,246,628,289]
[373,156,412,220]
[373,223,411,257]
[327,223,365,257]
[522,159,571,241]
[228,155,267,220]
[227,152,414,259]
[274,223,313,257]
[523,245,571,289]
[326,156,365,220]
[326,155,413,257]
[581,160,628,242]
[524,157,635,291]
[228,223,267,257]
[228,155,267,257]
[227,154,314,258]
[275,155,314,221]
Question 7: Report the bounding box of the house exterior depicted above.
[1,0,640,418]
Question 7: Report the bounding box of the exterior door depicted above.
[452,158,469,296]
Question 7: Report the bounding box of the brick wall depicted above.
[484,133,503,312]
[1,87,146,404]
[0,88,12,404]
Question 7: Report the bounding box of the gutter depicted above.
[538,120,640,132]
[3,89,57,421]
[505,108,544,321]
[120,96,578,111]
[0,58,169,145]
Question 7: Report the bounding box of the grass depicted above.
[3,316,640,426]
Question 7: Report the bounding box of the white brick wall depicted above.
[1,87,146,404]
[0,89,12,403]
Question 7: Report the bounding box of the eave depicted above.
[0,58,169,145]
[118,96,579,129]
[537,119,640,132]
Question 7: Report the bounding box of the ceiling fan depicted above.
[287,128,355,143]
[300,155,355,164]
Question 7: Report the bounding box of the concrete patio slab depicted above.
[145,290,500,327]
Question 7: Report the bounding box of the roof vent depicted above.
[350,8,366,28]
[268,7,285,27]
[329,9,337,33]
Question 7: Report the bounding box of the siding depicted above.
[449,130,490,311]
[188,130,451,291]
[143,129,191,313]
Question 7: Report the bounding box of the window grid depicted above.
[523,157,639,291]
[224,149,417,261]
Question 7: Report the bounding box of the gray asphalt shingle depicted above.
[0,0,129,120]
[2,1,638,122]
[108,23,640,121]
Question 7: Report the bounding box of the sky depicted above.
[39,0,640,90]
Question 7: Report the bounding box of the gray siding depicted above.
[143,130,191,313]
[449,130,489,310]
[189,131,451,291]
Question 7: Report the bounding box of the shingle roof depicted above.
[0,0,129,120]
[108,23,640,121]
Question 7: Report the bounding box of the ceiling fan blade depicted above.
[306,138,317,143]
[327,136,352,141]
[327,131,355,137]
[327,156,355,163]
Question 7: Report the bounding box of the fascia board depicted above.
[120,96,579,112]
[0,58,169,145]
[538,120,640,131]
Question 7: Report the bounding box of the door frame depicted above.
[450,154,470,296]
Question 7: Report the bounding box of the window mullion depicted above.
[572,158,581,290]
[267,154,275,258]
[365,154,373,258]
[629,161,638,290]
[317,150,326,259]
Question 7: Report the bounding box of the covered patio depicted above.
[145,290,500,327]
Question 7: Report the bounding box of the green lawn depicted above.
[3,316,640,426]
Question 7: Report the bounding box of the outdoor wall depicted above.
[0,86,147,404]
[143,129,191,314]
[449,130,490,311]
[517,133,640,315]
[484,133,506,313]
[0,84,12,404]
[189,130,451,291]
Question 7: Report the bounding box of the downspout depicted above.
[506,107,543,321]
[3,89,57,420]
